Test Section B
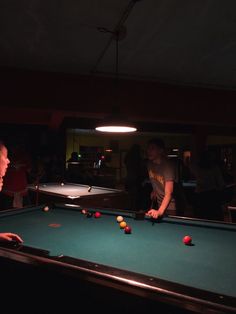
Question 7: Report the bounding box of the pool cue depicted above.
[150,199,154,209]
[35,178,39,206]
[150,198,159,225]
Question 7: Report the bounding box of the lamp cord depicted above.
[91,0,140,75]
[115,30,119,83]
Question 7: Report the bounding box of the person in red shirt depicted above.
[2,143,31,208]
[0,141,23,243]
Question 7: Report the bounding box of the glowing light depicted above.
[95,126,137,133]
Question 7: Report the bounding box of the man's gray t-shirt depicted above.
[147,159,176,211]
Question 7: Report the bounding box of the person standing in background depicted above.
[190,150,225,221]
[146,138,177,219]
[124,144,147,211]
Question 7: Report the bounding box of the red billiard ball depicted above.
[124,226,132,234]
[94,211,101,218]
[183,235,192,245]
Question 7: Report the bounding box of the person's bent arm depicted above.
[147,181,173,219]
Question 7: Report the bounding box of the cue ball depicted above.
[43,206,49,212]
[81,208,88,215]
[119,221,127,229]
[60,182,64,186]
[183,235,192,245]
[124,226,132,234]
[116,216,124,223]
[94,211,101,218]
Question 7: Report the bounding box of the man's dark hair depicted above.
[147,138,165,150]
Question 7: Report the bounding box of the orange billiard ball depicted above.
[183,235,192,245]
[119,221,127,229]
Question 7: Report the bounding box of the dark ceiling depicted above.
[1,0,236,132]
[1,0,236,88]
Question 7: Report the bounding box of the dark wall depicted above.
[1,67,236,129]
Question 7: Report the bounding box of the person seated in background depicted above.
[67,151,79,163]
[0,141,23,243]
[145,138,177,219]
[190,150,226,221]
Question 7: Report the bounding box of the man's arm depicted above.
[147,180,174,219]
[158,180,173,214]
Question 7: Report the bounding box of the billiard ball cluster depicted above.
[116,216,132,234]
[81,209,101,218]
[42,205,193,245]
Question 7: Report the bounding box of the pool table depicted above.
[0,204,235,313]
[228,205,236,223]
[28,182,129,209]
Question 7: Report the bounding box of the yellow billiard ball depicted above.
[116,216,124,223]
[119,221,127,229]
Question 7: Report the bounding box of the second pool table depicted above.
[28,182,129,209]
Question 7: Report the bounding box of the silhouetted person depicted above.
[67,152,79,163]
[190,150,225,221]
[124,144,146,211]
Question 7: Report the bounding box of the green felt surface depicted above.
[0,206,236,298]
